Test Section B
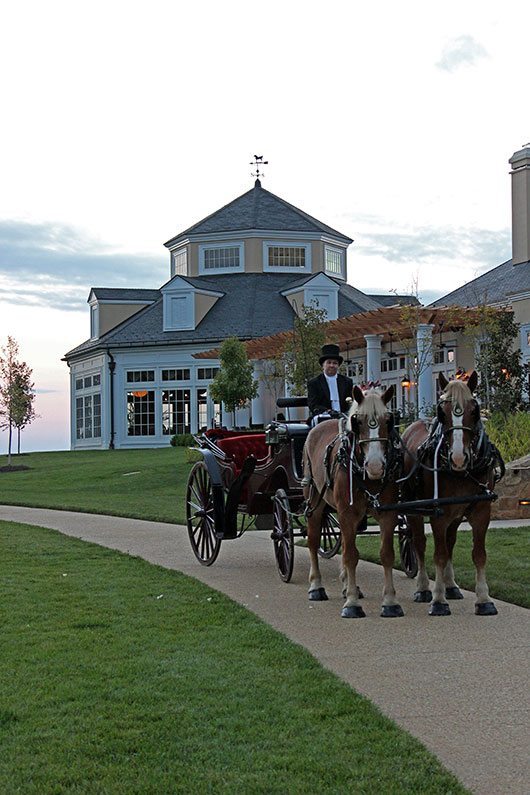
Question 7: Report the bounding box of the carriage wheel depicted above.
[397,515,418,579]
[272,489,294,583]
[186,462,222,566]
[318,510,342,559]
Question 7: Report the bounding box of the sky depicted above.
[1,0,529,452]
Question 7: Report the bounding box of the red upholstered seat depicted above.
[216,434,268,473]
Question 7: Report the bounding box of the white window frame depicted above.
[324,245,345,279]
[263,241,311,273]
[198,242,244,275]
[89,303,99,340]
[172,247,188,277]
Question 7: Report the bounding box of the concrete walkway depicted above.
[1,505,529,795]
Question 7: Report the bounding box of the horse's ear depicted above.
[381,384,394,405]
[437,402,446,424]
[353,385,364,404]
[467,370,478,393]
[350,415,360,435]
[438,372,449,391]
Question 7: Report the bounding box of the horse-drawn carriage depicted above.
[185,395,417,583]
[186,373,505,618]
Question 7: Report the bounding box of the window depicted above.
[84,376,92,388]
[199,243,244,274]
[264,241,311,272]
[434,350,445,364]
[162,368,190,381]
[76,394,101,440]
[197,389,208,431]
[127,390,155,436]
[75,378,83,390]
[324,247,345,278]
[126,370,155,383]
[447,349,455,363]
[197,367,219,380]
[162,389,191,435]
[347,362,364,378]
[172,248,188,276]
[382,358,398,372]
[90,305,99,339]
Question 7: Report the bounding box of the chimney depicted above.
[509,144,530,266]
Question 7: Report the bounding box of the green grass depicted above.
[0,521,468,794]
[0,448,189,524]
[357,528,530,609]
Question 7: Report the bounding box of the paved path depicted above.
[1,506,529,795]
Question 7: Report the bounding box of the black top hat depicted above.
[319,343,343,366]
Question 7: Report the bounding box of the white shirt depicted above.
[324,373,340,412]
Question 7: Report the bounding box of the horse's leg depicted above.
[469,506,498,616]
[444,518,464,600]
[410,515,432,603]
[306,504,328,601]
[339,506,365,618]
[339,514,365,600]
[379,512,404,617]
[429,518,451,616]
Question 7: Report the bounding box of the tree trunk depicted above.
[7,422,13,466]
[17,426,21,455]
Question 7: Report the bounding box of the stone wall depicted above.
[491,454,530,520]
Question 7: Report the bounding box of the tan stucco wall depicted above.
[284,291,305,314]
[99,304,150,336]
[511,163,530,265]
[512,297,530,327]
[195,293,219,325]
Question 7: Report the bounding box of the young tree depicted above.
[11,364,37,454]
[283,303,328,395]
[209,337,258,426]
[0,337,37,463]
[473,309,527,414]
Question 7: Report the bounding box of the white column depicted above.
[417,323,434,418]
[364,334,382,383]
[251,360,264,426]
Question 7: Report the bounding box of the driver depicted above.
[307,344,353,427]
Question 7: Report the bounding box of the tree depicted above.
[473,309,528,414]
[0,337,36,463]
[209,337,258,426]
[283,303,328,395]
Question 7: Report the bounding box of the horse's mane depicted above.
[348,388,388,420]
[440,378,473,409]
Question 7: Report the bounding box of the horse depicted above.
[302,385,404,618]
[401,371,504,616]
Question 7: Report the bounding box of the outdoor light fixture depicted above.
[519,499,530,506]
[400,374,411,388]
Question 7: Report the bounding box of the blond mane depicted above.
[347,388,388,421]
[440,378,473,409]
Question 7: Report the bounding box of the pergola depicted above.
[194,305,500,361]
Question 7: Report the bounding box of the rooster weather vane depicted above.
[250,154,268,180]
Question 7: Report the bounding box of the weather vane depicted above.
[250,154,268,180]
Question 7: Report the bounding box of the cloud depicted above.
[0,219,166,311]
[354,224,510,269]
[436,35,488,72]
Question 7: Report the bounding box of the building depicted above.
[64,179,400,449]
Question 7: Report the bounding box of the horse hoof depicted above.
[341,605,366,619]
[475,601,498,616]
[380,604,404,618]
[309,587,328,602]
[429,602,451,616]
[413,590,432,603]
[445,587,464,600]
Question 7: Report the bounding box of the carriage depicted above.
[185,396,418,583]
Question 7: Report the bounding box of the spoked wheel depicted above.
[186,462,222,566]
[318,510,342,559]
[272,488,294,583]
[397,515,418,579]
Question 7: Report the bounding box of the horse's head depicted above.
[437,370,480,472]
[348,385,395,480]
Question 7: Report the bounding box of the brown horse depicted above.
[303,385,404,618]
[401,371,503,616]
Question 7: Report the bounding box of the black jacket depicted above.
[307,372,353,418]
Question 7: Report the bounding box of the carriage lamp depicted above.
[519,499,530,506]
[400,374,411,388]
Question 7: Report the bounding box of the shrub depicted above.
[484,411,530,462]
[169,433,195,447]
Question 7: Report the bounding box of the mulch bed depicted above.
[0,465,31,473]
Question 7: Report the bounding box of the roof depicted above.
[367,293,421,307]
[430,259,530,307]
[64,273,389,360]
[164,179,353,246]
[89,288,160,302]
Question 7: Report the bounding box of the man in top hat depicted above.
[307,343,353,426]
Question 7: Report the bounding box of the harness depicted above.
[305,413,403,517]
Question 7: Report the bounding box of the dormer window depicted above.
[324,246,345,279]
[90,304,99,339]
[172,247,188,277]
[263,241,311,273]
[199,242,244,274]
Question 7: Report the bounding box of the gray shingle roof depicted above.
[65,273,382,360]
[164,180,353,246]
[430,259,530,307]
[367,293,421,307]
[90,288,160,302]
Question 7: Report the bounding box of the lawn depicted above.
[0,521,468,794]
